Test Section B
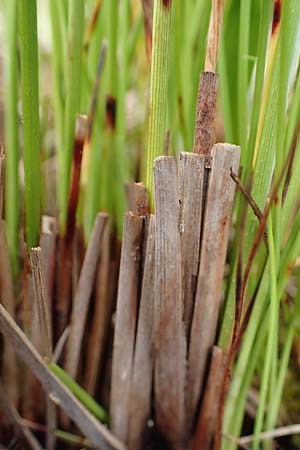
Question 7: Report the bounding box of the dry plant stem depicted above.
[84,222,111,395]
[124,182,150,216]
[153,156,187,446]
[205,0,225,73]
[29,248,52,357]
[40,215,58,327]
[178,152,205,338]
[128,215,155,450]
[0,220,18,406]
[29,247,56,450]
[193,346,227,450]
[236,423,300,446]
[0,304,126,450]
[110,212,144,443]
[65,212,108,380]
[0,382,43,450]
[141,0,154,62]
[193,72,219,156]
[53,327,70,363]
[56,115,87,338]
[187,144,240,427]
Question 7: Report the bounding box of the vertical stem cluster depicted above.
[145,0,173,203]
[19,0,41,248]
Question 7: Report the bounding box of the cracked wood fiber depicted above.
[193,346,227,450]
[110,212,144,443]
[178,153,206,338]
[154,156,187,446]
[65,212,108,380]
[128,215,155,450]
[187,143,240,427]
[0,304,126,450]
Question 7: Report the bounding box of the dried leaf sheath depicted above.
[65,212,108,380]
[193,346,227,450]
[187,143,240,427]
[153,156,187,446]
[178,152,205,337]
[84,221,111,396]
[110,212,144,443]
[128,215,155,450]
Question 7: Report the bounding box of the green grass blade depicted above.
[19,0,41,248]
[61,0,85,229]
[4,0,20,276]
[48,362,108,423]
[145,0,173,203]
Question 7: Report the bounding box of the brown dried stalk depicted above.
[153,156,187,447]
[30,247,52,357]
[187,143,240,428]
[30,246,56,450]
[193,0,225,156]
[128,214,155,450]
[84,221,111,395]
[192,346,227,450]
[178,152,206,338]
[110,211,144,443]
[205,0,225,73]
[40,215,58,330]
[0,304,126,450]
[193,72,219,156]
[124,182,150,216]
[64,212,108,380]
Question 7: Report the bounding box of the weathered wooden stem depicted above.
[65,212,108,380]
[153,156,187,447]
[110,212,144,443]
[129,214,155,450]
[187,143,240,427]
[178,152,205,338]
[192,346,227,450]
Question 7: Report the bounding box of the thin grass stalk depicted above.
[245,0,273,178]
[49,0,66,207]
[61,0,85,229]
[145,0,173,203]
[4,0,19,276]
[252,214,278,450]
[19,0,41,248]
